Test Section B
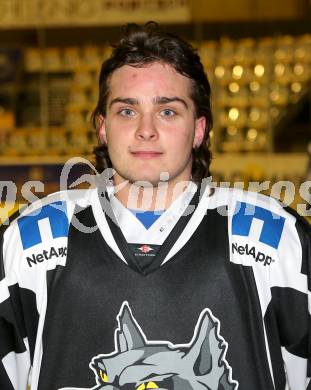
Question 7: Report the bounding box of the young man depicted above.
[0,22,310,390]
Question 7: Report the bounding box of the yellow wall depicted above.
[192,0,307,21]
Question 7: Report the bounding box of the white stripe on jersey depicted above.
[162,184,214,265]
[2,338,31,390]
[91,190,127,264]
[0,279,10,304]
[282,347,308,390]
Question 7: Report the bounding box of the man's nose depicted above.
[135,114,158,141]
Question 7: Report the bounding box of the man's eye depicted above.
[119,108,135,117]
[160,109,176,117]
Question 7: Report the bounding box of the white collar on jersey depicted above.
[91,181,213,265]
[107,182,198,245]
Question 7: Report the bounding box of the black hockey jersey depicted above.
[0,185,310,390]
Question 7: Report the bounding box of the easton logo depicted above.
[138,245,153,254]
[26,246,67,267]
[232,242,275,266]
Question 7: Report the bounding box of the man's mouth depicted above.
[131,151,163,159]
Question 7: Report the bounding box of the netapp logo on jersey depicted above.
[232,242,275,266]
[18,201,69,250]
[232,201,285,250]
[26,246,67,267]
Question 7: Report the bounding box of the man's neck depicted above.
[113,180,192,211]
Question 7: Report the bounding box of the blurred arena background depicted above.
[0,0,311,222]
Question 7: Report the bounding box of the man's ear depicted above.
[98,115,107,144]
[193,116,206,148]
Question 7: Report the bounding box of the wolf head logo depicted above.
[60,302,238,390]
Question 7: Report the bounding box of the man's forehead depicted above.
[112,62,179,76]
[109,63,190,86]
[107,63,192,102]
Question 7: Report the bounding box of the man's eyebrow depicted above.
[109,96,189,109]
[109,97,139,108]
[154,96,188,109]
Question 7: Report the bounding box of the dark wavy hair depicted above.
[91,22,213,182]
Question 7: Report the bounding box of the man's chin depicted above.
[119,171,170,188]
[128,177,161,188]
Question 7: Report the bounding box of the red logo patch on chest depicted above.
[138,245,153,253]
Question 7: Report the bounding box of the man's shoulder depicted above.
[0,188,98,277]
[8,188,93,225]
[210,186,310,257]
[212,186,299,220]
[1,188,96,253]
[207,185,310,244]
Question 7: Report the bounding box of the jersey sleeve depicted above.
[269,211,311,389]
[290,215,311,389]
[0,215,33,390]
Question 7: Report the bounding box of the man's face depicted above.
[99,62,206,187]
